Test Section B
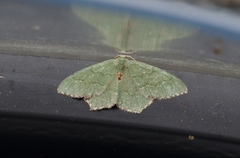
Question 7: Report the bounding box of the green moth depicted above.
[57,55,187,114]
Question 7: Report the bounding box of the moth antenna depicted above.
[115,55,135,60]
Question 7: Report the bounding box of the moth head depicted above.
[115,56,128,71]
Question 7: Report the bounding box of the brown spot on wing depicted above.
[117,72,123,81]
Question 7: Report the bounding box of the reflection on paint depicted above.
[72,4,197,53]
